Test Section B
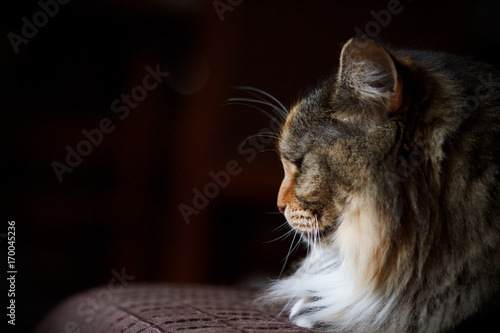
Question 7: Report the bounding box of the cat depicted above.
[263,37,500,333]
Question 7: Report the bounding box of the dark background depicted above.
[1,0,500,331]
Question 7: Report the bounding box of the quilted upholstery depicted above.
[35,284,319,333]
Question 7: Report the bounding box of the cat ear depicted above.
[338,37,403,113]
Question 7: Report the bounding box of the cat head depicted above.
[278,37,408,239]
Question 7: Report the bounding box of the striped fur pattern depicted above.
[264,37,500,332]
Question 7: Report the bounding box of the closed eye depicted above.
[281,155,302,175]
[292,157,303,171]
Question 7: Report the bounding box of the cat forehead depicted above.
[279,106,302,161]
[279,102,342,161]
[280,105,311,160]
[285,89,328,127]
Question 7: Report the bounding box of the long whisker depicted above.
[243,133,279,140]
[312,216,325,273]
[264,211,282,215]
[310,220,318,272]
[223,101,283,128]
[265,228,295,243]
[239,133,279,150]
[227,96,285,114]
[234,86,289,120]
[268,224,309,326]
[248,131,280,141]
[291,234,303,253]
[226,98,286,124]
[270,220,291,232]
[255,148,280,155]
[255,131,280,137]
[303,234,312,274]
[226,97,286,125]
[266,230,302,322]
[313,216,319,249]
[279,230,299,279]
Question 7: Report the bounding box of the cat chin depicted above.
[299,232,329,246]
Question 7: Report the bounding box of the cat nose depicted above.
[277,177,291,215]
[278,202,286,215]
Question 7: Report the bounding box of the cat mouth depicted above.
[285,208,323,234]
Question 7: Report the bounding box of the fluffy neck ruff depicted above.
[264,191,403,332]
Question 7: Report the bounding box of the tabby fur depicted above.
[265,37,500,333]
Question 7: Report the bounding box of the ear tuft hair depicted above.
[338,37,403,113]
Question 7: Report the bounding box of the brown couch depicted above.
[35,284,319,332]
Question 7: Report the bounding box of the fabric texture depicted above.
[36,284,320,333]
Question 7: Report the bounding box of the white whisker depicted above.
[264,211,284,215]
[240,133,279,150]
[270,221,291,232]
[226,97,286,123]
[257,148,280,155]
[223,101,283,129]
[234,86,289,120]
[279,229,300,279]
[255,131,280,137]
[265,228,295,243]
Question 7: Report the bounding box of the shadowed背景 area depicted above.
[2,0,500,331]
